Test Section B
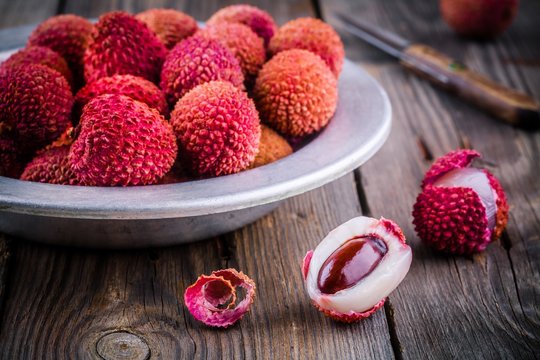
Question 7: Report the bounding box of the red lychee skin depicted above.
[28,14,93,88]
[136,9,198,50]
[84,11,167,84]
[75,74,169,119]
[69,94,177,186]
[160,36,244,107]
[0,46,73,87]
[440,0,519,39]
[0,64,73,151]
[249,124,292,169]
[195,22,266,87]
[268,18,345,77]
[170,81,261,177]
[207,4,277,47]
[0,132,24,178]
[254,49,337,137]
[20,145,79,185]
[413,149,509,255]
[302,250,386,323]
[422,149,480,188]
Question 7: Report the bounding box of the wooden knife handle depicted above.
[401,44,540,128]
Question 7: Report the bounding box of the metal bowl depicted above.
[0,55,391,248]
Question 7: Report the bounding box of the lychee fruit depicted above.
[0,130,24,178]
[207,4,277,47]
[254,49,337,137]
[160,36,244,107]
[195,22,266,87]
[412,149,509,255]
[136,8,198,49]
[268,18,345,77]
[440,0,519,39]
[0,64,73,151]
[69,94,177,186]
[170,81,260,177]
[84,11,167,84]
[28,14,93,87]
[303,216,412,323]
[75,74,168,119]
[249,125,292,169]
[0,45,73,87]
[20,144,79,185]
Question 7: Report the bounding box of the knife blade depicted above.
[335,13,540,129]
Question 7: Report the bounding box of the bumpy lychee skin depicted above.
[0,64,73,151]
[160,36,244,107]
[75,74,168,119]
[84,12,167,84]
[207,4,277,47]
[440,0,518,39]
[254,49,337,137]
[136,8,198,49]
[1,46,73,86]
[249,125,292,169]
[69,94,177,186]
[195,22,266,87]
[28,14,93,87]
[303,217,412,322]
[0,131,24,178]
[413,149,509,255]
[21,145,79,185]
[171,81,260,177]
[269,18,345,77]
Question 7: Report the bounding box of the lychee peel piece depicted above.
[484,170,509,240]
[413,185,491,254]
[422,149,480,188]
[312,297,386,323]
[184,269,256,328]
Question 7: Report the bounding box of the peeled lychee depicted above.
[0,64,73,151]
[207,4,277,47]
[413,149,509,255]
[160,36,244,107]
[69,94,177,186]
[303,217,412,322]
[249,125,292,169]
[0,46,73,87]
[254,49,337,137]
[440,0,518,38]
[75,74,168,119]
[170,81,260,177]
[136,8,198,49]
[84,11,167,84]
[269,18,345,77]
[28,14,93,87]
[195,22,265,87]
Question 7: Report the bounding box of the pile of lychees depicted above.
[0,5,344,186]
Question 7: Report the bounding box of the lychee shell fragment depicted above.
[184,268,256,328]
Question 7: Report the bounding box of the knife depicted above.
[335,13,540,129]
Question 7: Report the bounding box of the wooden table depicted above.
[0,0,539,358]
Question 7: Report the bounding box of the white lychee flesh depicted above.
[433,168,497,231]
[305,217,412,314]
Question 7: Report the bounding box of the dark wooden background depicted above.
[0,0,539,359]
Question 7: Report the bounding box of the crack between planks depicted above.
[310,0,323,19]
[55,0,67,15]
[354,170,373,217]
[383,300,404,360]
[0,237,15,338]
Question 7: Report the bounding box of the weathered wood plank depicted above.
[0,0,395,358]
[321,0,540,358]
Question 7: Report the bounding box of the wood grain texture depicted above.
[0,0,396,359]
[0,0,58,29]
[321,0,540,358]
